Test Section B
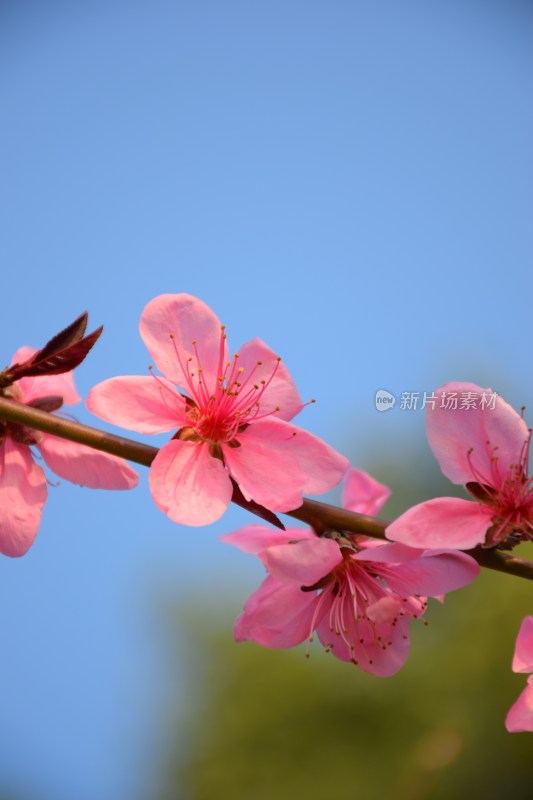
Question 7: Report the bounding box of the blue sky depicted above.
[1,1,532,797]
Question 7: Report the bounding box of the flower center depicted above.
[466,430,533,545]
[169,326,282,445]
[302,534,427,667]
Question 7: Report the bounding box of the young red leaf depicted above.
[32,311,89,363]
[6,324,103,381]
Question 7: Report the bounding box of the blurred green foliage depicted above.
[154,447,533,800]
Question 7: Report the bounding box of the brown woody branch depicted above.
[0,396,531,582]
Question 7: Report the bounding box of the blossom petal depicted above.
[427,382,529,486]
[512,616,533,674]
[13,347,80,406]
[386,497,494,550]
[235,338,304,421]
[317,607,411,676]
[352,541,424,563]
[139,294,226,388]
[227,417,348,504]
[0,439,47,557]
[283,422,349,495]
[221,524,314,555]
[506,676,533,733]
[87,375,187,433]
[149,439,232,526]
[234,575,318,649]
[378,551,479,597]
[366,595,402,624]
[261,537,342,586]
[38,434,139,489]
[223,431,305,512]
[342,467,391,515]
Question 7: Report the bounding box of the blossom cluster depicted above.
[222,468,478,676]
[0,315,138,556]
[0,294,531,733]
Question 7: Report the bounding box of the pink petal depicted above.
[221,524,314,555]
[235,338,304,421]
[10,346,35,365]
[38,434,138,489]
[283,422,349,495]
[317,608,411,676]
[342,467,391,515]
[228,416,348,502]
[352,541,425,563]
[139,294,227,388]
[223,429,305,512]
[234,575,318,649]
[149,439,232,526]
[378,550,479,597]
[87,375,187,433]
[366,595,402,624]
[505,676,533,733]
[0,439,47,557]
[512,616,533,674]
[427,382,529,486]
[386,497,495,550]
[13,347,80,406]
[261,537,342,585]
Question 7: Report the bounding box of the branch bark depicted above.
[0,396,532,582]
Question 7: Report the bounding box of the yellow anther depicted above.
[169,333,174,339]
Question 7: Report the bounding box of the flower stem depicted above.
[0,396,531,581]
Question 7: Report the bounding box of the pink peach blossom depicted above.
[387,382,533,550]
[0,346,138,557]
[222,468,479,675]
[87,294,349,526]
[506,616,533,732]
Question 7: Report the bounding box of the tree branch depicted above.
[0,396,532,581]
